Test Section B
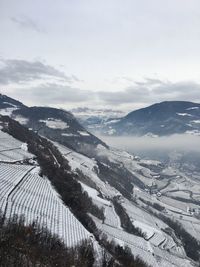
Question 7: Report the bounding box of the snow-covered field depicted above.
[0,131,34,162]
[39,119,69,129]
[13,115,29,125]
[53,141,198,267]
[53,142,121,199]
[54,141,197,266]
[0,130,91,247]
[0,163,90,247]
[93,216,192,267]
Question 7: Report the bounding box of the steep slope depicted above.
[0,114,151,267]
[86,101,200,136]
[0,217,96,267]
[0,126,91,248]
[51,141,200,266]
[11,106,108,154]
[0,93,25,116]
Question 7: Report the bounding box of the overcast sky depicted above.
[0,0,200,112]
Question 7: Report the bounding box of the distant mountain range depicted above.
[70,107,125,129]
[1,94,200,137]
[83,101,200,136]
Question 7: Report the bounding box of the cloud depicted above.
[15,83,93,105]
[11,16,42,33]
[98,86,150,104]
[1,57,199,109]
[0,59,78,84]
[97,79,200,105]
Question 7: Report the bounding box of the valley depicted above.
[0,95,199,266]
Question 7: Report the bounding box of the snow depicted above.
[54,142,121,199]
[186,107,199,110]
[104,119,120,125]
[0,163,91,247]
[29,166,41,175]
[161,167,177,176]
[3,102,17,107]
[21,143,28,152]
[140,159,161,166]
[0,130,34,162]
[132,220,156,239]
[104,204,122,228]
[191,120,200,124]
[61,133,78,137]
[107,128,116,135]
[39,119,69,129]
[77,131,90,136]
[14,115,29,125]
[0,107,17,116]
[80,182,110,206]
[176,113,193,117]
[47,138,197,267]
[92,216,190,267]
[79,181,122,229]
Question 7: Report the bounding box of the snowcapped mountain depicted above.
[70,107,125,133]
[70,107,125,120]
[84,101,200,136]
[0,95,200,266]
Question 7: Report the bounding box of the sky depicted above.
[0,0,200,112]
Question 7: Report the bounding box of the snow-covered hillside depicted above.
[0,93,25,116]
[83,101,200,137]
[0,95,199,266]
[53,142,199,267]
[0,130,91,247]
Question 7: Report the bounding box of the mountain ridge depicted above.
[84,100,200,136]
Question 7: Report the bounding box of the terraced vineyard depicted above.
[0,130,91,247]
[0,163,90,247]
[54,142,197,267]
[0,130,34,162]
[93,216,192,267]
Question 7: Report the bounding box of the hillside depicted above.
[83,101,200,136]
[0,95,199,266]
[0,93,25,116]
[0,114,149,267]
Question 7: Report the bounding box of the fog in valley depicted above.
[99,134,200,171]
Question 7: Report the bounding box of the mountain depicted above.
[70,107,124,120]
[0,93,25,116]
[0,94,200,266]
[9,105,108,155]
[0,95,107,154]
[70,107,125,130]
[85,101,200,136]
